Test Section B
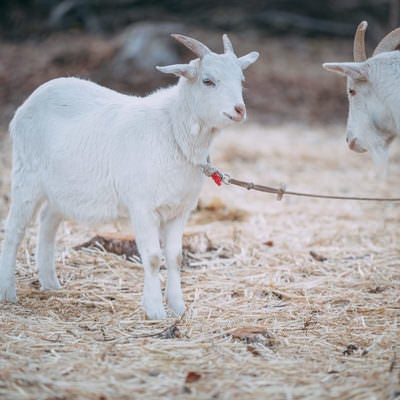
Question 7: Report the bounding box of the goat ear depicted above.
[156,64,196,79]
[238,51,259,70]
[323,62,369,81]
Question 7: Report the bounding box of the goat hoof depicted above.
[0,286,18,303]
[39,273,61,291]
[146,307,167,320]
[40,280,62,291]
[144,300,167,320]
[168,297,186,317]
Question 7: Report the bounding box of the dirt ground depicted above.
[0,121,399,399]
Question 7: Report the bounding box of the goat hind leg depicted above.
[37,204,62,291]
[0,194,42,302]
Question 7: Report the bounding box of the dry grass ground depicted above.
[0,123,399,400]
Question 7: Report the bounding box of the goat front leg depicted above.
[163,216,186,317]
[131,210,166,320]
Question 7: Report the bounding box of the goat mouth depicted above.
[223,112,243,123]
[348,139,367,153]
[349,145,367,153]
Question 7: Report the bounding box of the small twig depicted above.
[389,352,397,373]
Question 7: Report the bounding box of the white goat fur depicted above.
[0,34,259,319]
[323,22,400,167]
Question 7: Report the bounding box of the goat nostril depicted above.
[235,104,245,116]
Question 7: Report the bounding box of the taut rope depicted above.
[201,163,400,202]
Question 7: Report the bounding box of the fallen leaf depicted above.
[368,286,386,294]
[310,250,327,262]
[193,197,248,224]
[303,315,318,330]
[185,371,202,383]
[158,325,181,339]
[74,233,139,260]
[231,290,243,298]
[343,344,358,355]
[30,279,41,290]
[230,326,274,347]
[230,326,267,339]
[247,344,261,356]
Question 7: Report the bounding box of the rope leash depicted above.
[201,162,400,202]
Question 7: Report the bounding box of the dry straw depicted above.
[0,124,399,400]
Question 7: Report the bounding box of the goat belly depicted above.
[43,174,121,224]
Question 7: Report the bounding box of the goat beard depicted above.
[364,137,390,175]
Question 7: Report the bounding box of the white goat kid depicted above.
[0,34,259,319]
[323,21,400,167]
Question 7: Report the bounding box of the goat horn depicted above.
[171,34,211,59]
[354,21,368,62]
[373,27,400,56]
[223,34,235,54]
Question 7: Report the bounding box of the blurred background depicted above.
[1,0,399,130]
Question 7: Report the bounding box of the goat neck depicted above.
[170,80,219,166]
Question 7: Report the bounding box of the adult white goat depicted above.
[323,21,400,166]
[0,34,259,319]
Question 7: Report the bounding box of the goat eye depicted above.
[349,89,356,96]
[202,78,215,87]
